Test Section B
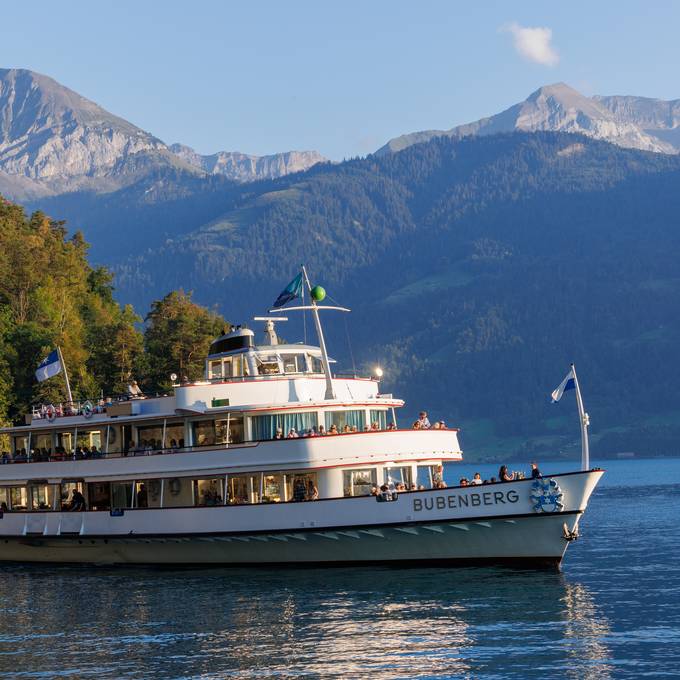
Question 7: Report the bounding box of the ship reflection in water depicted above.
[0,566,612,679]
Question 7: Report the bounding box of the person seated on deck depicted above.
[370,484,379,496]
[436,479,447,489]
[459,478,469,486]
[370,421,380,431]
[169,438,179,450]
[432,422,441,430]
[137,484,148,508]
[411,420,421,430]
[286,428,299,439]
[417,411,431,429]
[127,380,143,399]
[0,501,7,512]
[82,446,91,459]
[1,451,8,464]
[498,465,515,482]
[471,472,483,485]
[328,424,338,435]
[343,425,351,433]
[318,425,326,436]
[530,462,542,479]
[387,422,396,431]
[274,428,284,440]
[70,489,87,512]
[438,421,447,429]
[90,445,101,459]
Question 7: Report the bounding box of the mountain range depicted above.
[377,82,680,156]
[2,69,680,459]
[0,68,325,199]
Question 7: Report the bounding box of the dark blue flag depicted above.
[273,273,303,308]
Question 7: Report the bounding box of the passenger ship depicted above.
[0,275,603,567]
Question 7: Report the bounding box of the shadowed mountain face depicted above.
[376,83,680,156]
[0,69,326,200]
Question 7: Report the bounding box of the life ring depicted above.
[82,400,94,419]
[45,404,56,422]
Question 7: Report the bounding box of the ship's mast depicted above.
[301,265,335,400]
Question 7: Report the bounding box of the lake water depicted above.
[0,458,678,679]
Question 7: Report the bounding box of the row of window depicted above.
[0,464,443,512]
[12,409,390,457]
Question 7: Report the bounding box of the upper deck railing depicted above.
[0,428,458,467]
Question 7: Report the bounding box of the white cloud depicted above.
[502,22,559,67]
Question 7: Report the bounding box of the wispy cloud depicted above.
[501,22,559,66]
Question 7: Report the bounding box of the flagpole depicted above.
[570,363,590,471]
[301,265,336,400]
[57,346,73,406]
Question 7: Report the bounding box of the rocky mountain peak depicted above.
[376,82,680,157]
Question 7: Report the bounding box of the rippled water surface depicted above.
[0,458,679,679]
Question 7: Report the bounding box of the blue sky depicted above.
[3,1,679,160]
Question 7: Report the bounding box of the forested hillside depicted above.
[0,198,227,426]
[25,132,680,458]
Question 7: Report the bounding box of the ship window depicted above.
[76,429,103,454]
[281,354,304,374]
[137,425,163,451]
[29,484,59,511]
[88,482,111,511]
[285,472,319,501]
[384,466,412,487]
[227,474,261,505]
[163,478,193,507]
[194,478,224,506]
[311,356,323,373]
[325,410,365,432]
[343,469,377,497]
[250,411,317,440]
[134,480,162,508]
[111,481,134,509]
[209,359,223,380]
[262,473,284,503]
[34,433,53,452]
[12,436,28,455]
[0,488,8,510]
[193,420,216,447]
[369,410,387,430]
[417,465,442,489]
[257,355,280,375]
[9,486,28,510]
[60,482,84,509]
[214,417,244,445]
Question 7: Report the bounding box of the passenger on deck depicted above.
[169,439,179,450]
[328,424,338,435]
[436,480,447,489]
[70,489,87,512]
[137,484,148,508]
[438,421,447,429]
[471,473,482,485]
[293,477,307,501]
[499,465,515,482]
[432,422,441,430]
[286,428,299,439]
[343,425,351,433]
[318,425,326,436]
[417,411,431,429]
[387,422,397,431]
[459,478,469,486]
[370,485,379,496]
[370,421,380,430]
[90,445,101,458]
[412,421,421,430]
[530,462,542,479]
[274,428,284,440]
[306,479,319,500]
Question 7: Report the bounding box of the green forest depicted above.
[0,197,228,426]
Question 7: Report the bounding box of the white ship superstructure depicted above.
[0,276,603,567]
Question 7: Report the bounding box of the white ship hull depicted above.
[0,470,603,568]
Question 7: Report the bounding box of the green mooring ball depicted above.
[311,285,326,302]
